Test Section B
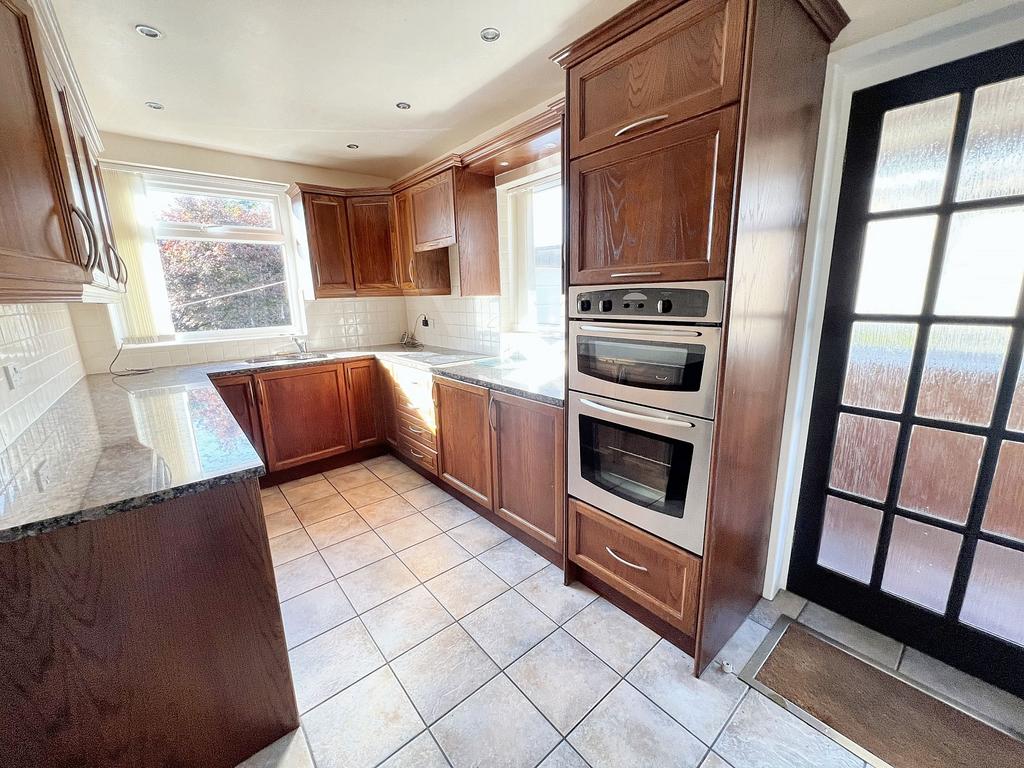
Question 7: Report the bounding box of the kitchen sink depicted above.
[244,352,329,364]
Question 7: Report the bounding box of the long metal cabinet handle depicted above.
[70,206,96,270]
[488,398,497,431]
[407,424,425,434]
[410,449,426,459]
[578,397,695,428]
[577,324,702,338]
[613,114,669,137]
[605,547,649,572]
[609,270,662,278]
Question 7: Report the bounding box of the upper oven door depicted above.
[569,321,721,418]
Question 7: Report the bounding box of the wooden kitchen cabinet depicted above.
[343,358,383,448]
[433,377,493,509]
[213,374,266,462]
[490,392,565,555]
[292,190,355,296]
[378,361,400,449]
[408,171,457,250]
[0,0,88,302]
[393,188,451,296]
[346,195,401,295]
[255,363,352,471]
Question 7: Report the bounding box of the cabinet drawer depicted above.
[569,498,701,636]
[569,106,737,285]
[568,0,746,158]
[399,413,436,449]
[399,433,438,475]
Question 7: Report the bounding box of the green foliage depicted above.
[153,192,273,228]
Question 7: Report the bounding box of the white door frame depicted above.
[764,0,1024,598]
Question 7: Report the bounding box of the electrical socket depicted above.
[4,364,22,391]
[420,316,430,328]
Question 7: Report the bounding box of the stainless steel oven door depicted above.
[569,321,721,418]
[568,391,711,556]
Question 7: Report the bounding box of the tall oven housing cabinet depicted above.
[555,0,849,674]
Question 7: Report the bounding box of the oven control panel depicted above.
[569,282,724,324]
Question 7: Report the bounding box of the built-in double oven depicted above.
[567,281,725,556]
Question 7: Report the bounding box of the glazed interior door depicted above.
[790,41,1024,696]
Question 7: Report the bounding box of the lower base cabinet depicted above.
[433,377,493,509]
[212,374,265,462]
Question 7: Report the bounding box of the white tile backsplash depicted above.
[404,294,500,355]
[0,304,85,452]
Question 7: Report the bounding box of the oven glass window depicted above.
[579,415,692,518]
[577,337,706,392]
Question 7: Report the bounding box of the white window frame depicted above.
[140,171,306,342]
[505,171,563,333]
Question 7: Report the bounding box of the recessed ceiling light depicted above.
[144,101,164,110]
[395,102,411,110]
[544,142,557,149]
[480,27,500,42]
[135,24,163,39]
[498,161,510,167]
[346,144,359,149]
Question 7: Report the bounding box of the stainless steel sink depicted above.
[244,352,329,364]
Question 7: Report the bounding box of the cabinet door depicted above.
[569,106,737,286]
[81,140,124,287]
[393,190,417,292]
[378,361,400,448]
[213,375,265,462]
[255,364,352,471]
[434,377,493,509]
[395,188,452,296]
[344,358,383,448]
[48,78,93,273]
[0,0,85,299]
[568,0,746,158]
[490,393,565,555]
[409,170,457,251]
[346,195,401,295]
[305,193,355,296]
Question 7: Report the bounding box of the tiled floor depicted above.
[241,457,1022,768]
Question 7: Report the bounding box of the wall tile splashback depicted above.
[0,304,85,452]
[404,294,500,354]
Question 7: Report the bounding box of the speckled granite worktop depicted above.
[0,344,564,542]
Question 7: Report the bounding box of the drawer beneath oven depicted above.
[569,497,701,636]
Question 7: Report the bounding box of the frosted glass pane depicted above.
[828,413,899,502]
[915,324,1011,426]
[982,441,1024,543]
[1007,362,1024,432]
[882,516,961,613]
[854,216,936,315]
[935,206,1024,317]
[841,323,917,413]
[869,94,958,213]
[818,496,883,584]
[957,75,1024,202]
[961,541,1024,647]
[898,425,985,524]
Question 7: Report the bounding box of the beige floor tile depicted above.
[569,681,706,768]
[516,564,597,624]
[235,728,314,768]
[421,499,479,531]
[361,585,454,660]
[425,559,508,619]
[265,509,303,539]
[357,495,418,529]
[539,742,590,768]
[326,466,378,491]
[477,537,549,586]
[447,516,509,556]
[260,489,291,515]
[341,480,396,509]
[507,629,619,735]
[362,453,395,468]
[460,590,556,668]
[700,754,733,768]
[282,479,337,507]
[292,494,353,526]
[275,552,333,602]
[366,455,410,479]
[397,534,472,581]
[376,513,443,551]
[378,732,448,768]
[715,619,769,673]
[323,462,367,478]
[432,674,559,768]
[384,470,431,494]
[280,474,326,491]
[303,666,424,768]
[749,589,807,630]
[338,555,419,613]
[564,598,659,675]
[288,618,384,713]
[280,581,355,648]
[305,511,371,550]
[270,529,317,567]
[391,624,499,723]
[320,531,392,577]
[627,638,747,745]
[402,483,453,511]
[261,484,284,499]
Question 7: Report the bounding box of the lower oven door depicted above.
[568,391,712,556]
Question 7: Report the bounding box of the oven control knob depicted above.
[599,299,613,312]
[578,298,592,312]
[657,299,673,314]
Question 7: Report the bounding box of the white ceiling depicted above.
[52,0,967,180]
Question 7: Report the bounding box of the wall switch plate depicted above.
[4,364,22,390]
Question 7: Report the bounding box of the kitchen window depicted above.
[506,174,563,332]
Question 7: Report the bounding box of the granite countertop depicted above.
[0,344,564,542]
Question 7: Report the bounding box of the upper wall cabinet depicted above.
[0,0,88,301]
[290,189,355,297]
[346,195,401,295]
[408,171,457,250]
[393,189,451,296]
[567,0,746,159]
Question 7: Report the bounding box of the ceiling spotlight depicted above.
[346,144,359,149]
[480,27,500,42]
[395,102,411,110]
[144,101,164,110]
[135,24,163,39]
[544,142,557,149]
